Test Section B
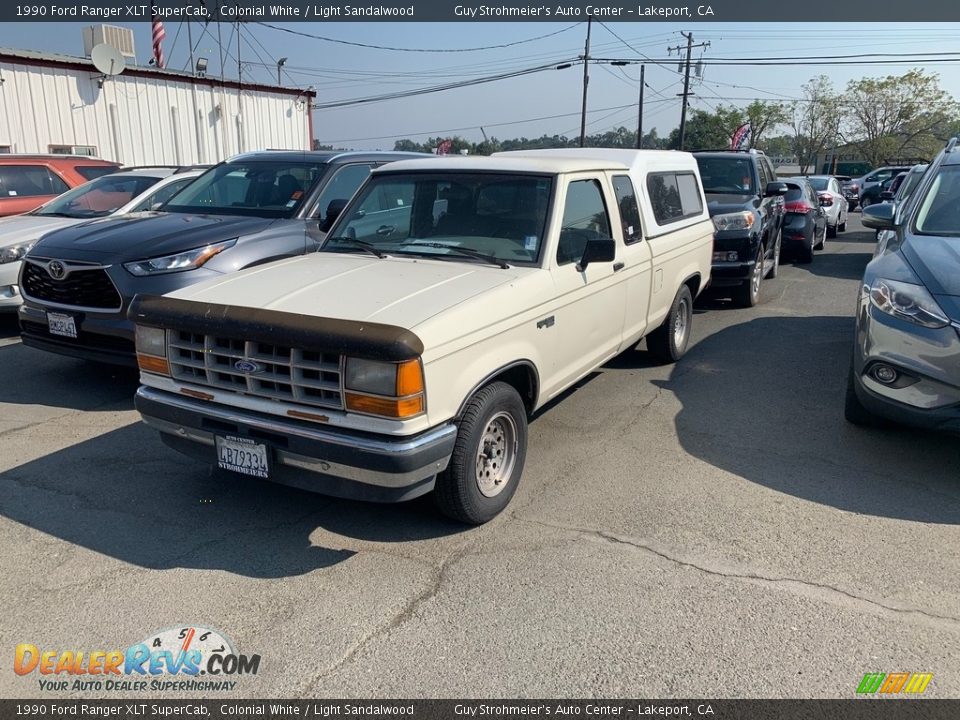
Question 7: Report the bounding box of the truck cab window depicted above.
[557,179,612,266]
[612,175,643,244]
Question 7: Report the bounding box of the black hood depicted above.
[30,212,277,263]
[704,193,760,217]
[901,235,960,297]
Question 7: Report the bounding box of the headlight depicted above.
[868,278,950,329]
[134,325,170,375]
[0,242,34,264]
[712,211,755,232]
[344,357,425,418]
[123,239,236,276]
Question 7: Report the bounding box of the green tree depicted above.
[668,108,739,150]
[744,100,790,147]
[790,76,842,174]
[842,69,960,166]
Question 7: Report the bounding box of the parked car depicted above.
[859,172,909,208]
[693,149,787,307]
[18,150,424,364]
[0,155,120,217]
[807,175,849,237]
[838,175,860,211]
[881,164,927,204]
[0,167,203,312]
[846,138,960,433]
[781,178,828,264]
[856,165,914,209]
[129,149,714,524]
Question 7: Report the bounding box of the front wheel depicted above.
[435,382,528,524]
[734,243,763,307]
[647,284,693,363]
[768,230,782,278]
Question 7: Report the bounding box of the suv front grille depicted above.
[168,331,344,409]
[22,260,122,310]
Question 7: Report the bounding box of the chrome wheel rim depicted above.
[673,296,689,348]
[475,411,518,498]
[751,248,763,297]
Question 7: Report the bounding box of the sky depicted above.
[1,21,958,150]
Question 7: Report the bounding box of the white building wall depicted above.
[0,58,311,164]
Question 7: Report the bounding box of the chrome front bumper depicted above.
[135,386,458,502]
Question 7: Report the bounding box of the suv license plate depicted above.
[47,312,77,339]
[216,435,269,479]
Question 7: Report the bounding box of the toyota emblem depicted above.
[47,261,67,280]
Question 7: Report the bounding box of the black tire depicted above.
[734,243,764,307]
[647,284,694,363]
[768,230,782,278]
[848,201,857,212]
[827,223,838,239]
[839,220,847,232]
[860,196,872,210]
[844,360,880,427]
[434,382,527,525]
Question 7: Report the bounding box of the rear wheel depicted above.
[647,284,693,363]
[734,243,764,307]
[434,382,527,525]
[797,232,814,264]
[839,219,847,232]
[815,223,827,250]
[827,223,838,239]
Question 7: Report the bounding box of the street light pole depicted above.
[636,64,645,149]
[277,57,287,86]
[579,15,592,148]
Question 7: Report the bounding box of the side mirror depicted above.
[319,198,348,233]
[765,182,789,197]
[880,191,894,201]
[576,237,616,272]
[861,202,897,230]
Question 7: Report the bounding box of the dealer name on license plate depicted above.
[216,435,269,479]
[47,312,77,339]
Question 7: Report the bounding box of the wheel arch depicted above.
[456,360,540,418]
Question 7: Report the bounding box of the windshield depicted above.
[913,165,960,236]
[162,160,326,218]
[694,157,755,194]
[808,177,829,191]
[33,173,163,218]
[322,172,553,265]
[897,169,925,201]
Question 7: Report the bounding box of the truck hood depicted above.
[704,194,758,217]
[0,214,84,248]
[901,235,960,298]
[29,212,275,263]
[168,253,518,330]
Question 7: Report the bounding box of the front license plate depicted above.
[47,312,77,339]
[216,435,269,479]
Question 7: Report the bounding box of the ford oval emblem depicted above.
[234,360,261,374]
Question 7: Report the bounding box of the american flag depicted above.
[151,11,166,68]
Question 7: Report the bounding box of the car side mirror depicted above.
[861,202,897,230]
[880,191,894,201]
[765,182,788,197]
[576,237,616,272]
[318,198,348,233]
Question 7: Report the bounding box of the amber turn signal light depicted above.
[137,353,170,376]
[345,392,424,418]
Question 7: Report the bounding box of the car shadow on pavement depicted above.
[655,315,960,524]
[797,250,875,281]
[0,422,466,578]
[0,342,139,411]
[0,313,19,339]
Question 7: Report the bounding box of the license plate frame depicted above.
[47,312,78,339]
[215,435,270,479]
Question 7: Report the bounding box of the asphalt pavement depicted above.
[1,214,958,699]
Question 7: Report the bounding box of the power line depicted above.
[255,22,582,53]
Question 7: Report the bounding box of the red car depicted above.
[0,155,120,217]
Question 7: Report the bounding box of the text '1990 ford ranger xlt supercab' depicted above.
[130,149,714,523]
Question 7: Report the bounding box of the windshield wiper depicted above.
[401,241,509,269]
[324,237,386,259]
[35,212,81,218]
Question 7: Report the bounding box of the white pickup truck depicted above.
[130,149,714,523]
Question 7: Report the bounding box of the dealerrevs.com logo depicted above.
[14,626,260,693]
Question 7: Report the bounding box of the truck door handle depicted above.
[613,262,625,272]
[376,225,395,236]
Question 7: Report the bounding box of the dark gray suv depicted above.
[847,138,960,433]
[19,150,424,365]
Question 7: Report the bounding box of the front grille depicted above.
[22,260,122,310]
[168,331,344,409]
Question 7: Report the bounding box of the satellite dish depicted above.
[91,44,126,76]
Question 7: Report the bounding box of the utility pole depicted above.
[636,64,645,149]
[579,15,592,148]
[668,33,710,151]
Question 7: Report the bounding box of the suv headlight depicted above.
[123,239,236,276]
[712,211,755,232]
[868,278,950,329]
[343,358,425,419]
[0,242,35,264]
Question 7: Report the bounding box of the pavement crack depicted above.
[522,518,960,629]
